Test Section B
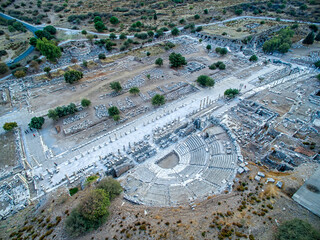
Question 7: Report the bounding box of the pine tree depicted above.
[302,32,315,45]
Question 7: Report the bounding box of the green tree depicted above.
[153,13,157,20]
[219,63,226,70]
[93,16,102,23]
[108,106,120,116]
[36,38,61,61]
[65,208,93,236]
[3,122,18,131]
[119,33,127,40]
[113,115,120,121]
[48,109,59,120]
[155,29,164,38]
[249,55,258,61]
[204,9,208,14]
[147,31,154,38]
[44,67,51,76]
[151,94,165,106]
[194,14,200,20]
[35,30,53,40]
[169,52,187,68]
[97,177,123,200]
[64,70,83,84]
[79,189,110,222]
[155,58,163,66]
[276,219,320,240]
[262,27,294,53]
[109,33,116,40]
[129,87,140,95]
[110,16,119,24]
[197,75,215,87]
[224,88,239,98]
[171,27,180,36]
[29,117,45,129]
[98,53,106,59]
[206,44,212,52]
[235,9,243,15]
[44,25,57,35]
[314,60,320,68]
[0,62,9,75]
[81,98,91,107]
[220,48,228,55]
[309,24,318,32]
[94,21,106,32]
[29,37,37,46]
[215,47,222,53]
[302,31,315,45]
[279,43,290,53]
[81,30,87,35]
[317,74,320,81]
[110,81,122,92]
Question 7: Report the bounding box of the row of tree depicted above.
[48,103,78,121]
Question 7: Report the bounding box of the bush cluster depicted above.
[65,178,122,236]
[263,28,294,53]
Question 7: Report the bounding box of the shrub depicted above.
[196,26,202,32]
[98,53,106,59]
[151,94,165,106]
[209,64,217,70]
[14,70,26,78]
[110,81,122,92]
[276,219,320,240]
[3,122,18,131]
[0,62,9,75]
[249,55,258,61]
[69,187,78,196]
[64,70,83,84]
[197,75,214,87]
[314,60,320,68]
[219,63,226,70]
[81,30,87,35]
[129,87,140,95]
[171,27,179,36]
[113,115,120,121]
[81,98,91,107]
[155,58,163,66]
[97,177,123,200]
[108,106,120,116]
[224,88,239,98]
[119,33,127,39]
[194,14,200,20]
[235,9,243,15]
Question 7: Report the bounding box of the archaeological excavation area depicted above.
[0,16,319,224]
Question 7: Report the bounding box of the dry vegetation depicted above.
[1,163,319,240]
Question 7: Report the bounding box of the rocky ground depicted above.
[1,161,319,240]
